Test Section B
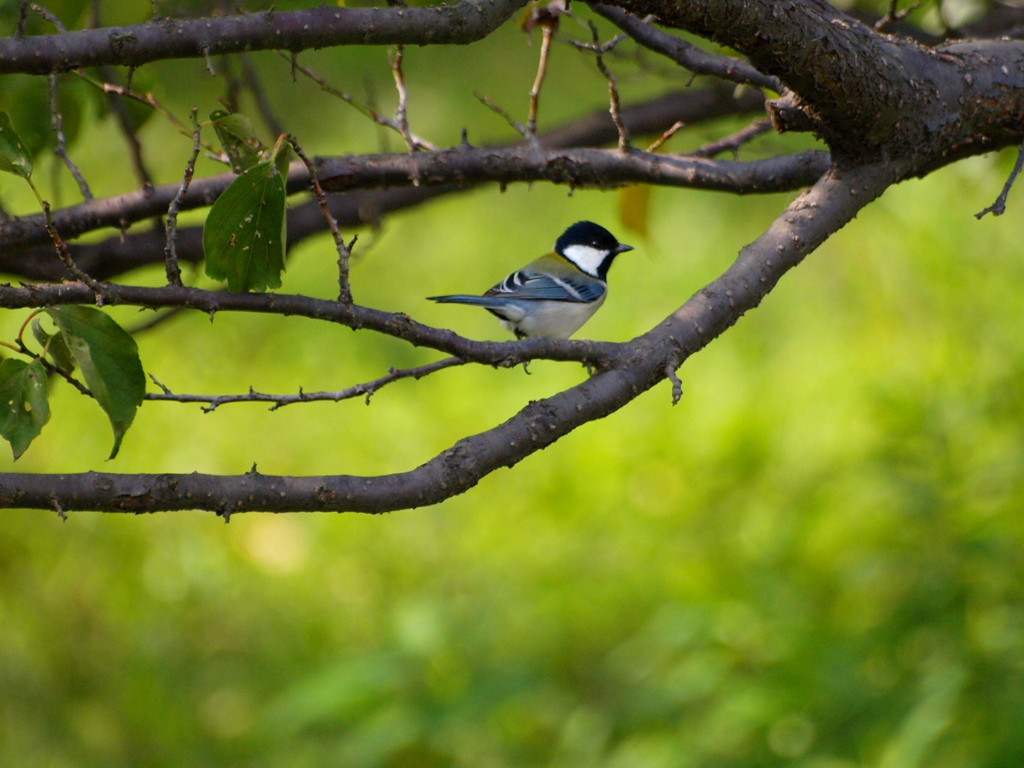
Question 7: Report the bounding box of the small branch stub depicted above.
[977,138,1024,219]
[164,107,202,287]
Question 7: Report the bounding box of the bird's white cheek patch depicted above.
[561,244,607,277]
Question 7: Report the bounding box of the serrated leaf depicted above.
[203,161,287,292]
[211,110,265,173]
[0,358,50,460]
[45,306,146,459]
[0,111,33,179]
[32,318,76,374]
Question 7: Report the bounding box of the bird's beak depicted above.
[615,243,635,254]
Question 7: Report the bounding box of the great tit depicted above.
[428,221,634,339]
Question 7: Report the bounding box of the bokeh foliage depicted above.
[3,1,1024,766]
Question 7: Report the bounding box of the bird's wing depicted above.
[485,265,605,303]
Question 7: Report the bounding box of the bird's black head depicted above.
[554,221,634,280]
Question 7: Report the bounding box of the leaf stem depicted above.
[16,308,43,347]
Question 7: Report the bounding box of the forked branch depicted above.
[0,162,894,514]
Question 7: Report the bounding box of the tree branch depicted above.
[0,281,622,367]
[608,0,1024,171]
[0,162,894,514]
[590,4,781,91]
[0,0,530,74]
[0,146,828,253]
[0,85,766,279]
[146,356,466,411]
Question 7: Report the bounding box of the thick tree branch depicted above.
[315,146,828,194]
[608,0,1024,171]
[0,147,827,253]
[0,0,530,74]
[0,162,893,514]
[0,85,767,279]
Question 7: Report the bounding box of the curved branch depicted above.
[0,161,897,514]
[0,85,767,279]
[0,147,828,252]
[609,0,1024,168]
[0,281,621,367]
[591,4,781,91]
[315,147,829,194]
[0,0,530,74]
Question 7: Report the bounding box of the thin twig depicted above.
[665,361,683,405]
[977,138,1024,218]
[689,119,771,158]
[75,72,221,156]
[201,43,215,76]
[18,337,93,397]
[288,136,355,303]
[24,174,105,296]
[278,51,436,151]
[145,357,466,411]
[164,108,201,287]
[473,91,537,147]
[874,0,923,32]
[590,5,780,91]
[389,45,417,153]
[97,66,153,188]
[28,2,66,31]
[40,201,105,296]
[566,31,628,54]
[528,24,555,136]
[48,74,93,200]
[586,22,630,152]
[646,119,686,152]
[15,1,29,38]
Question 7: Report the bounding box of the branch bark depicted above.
[1,0,1019,517]
[0,163,893,514]
[0,85,767,280]
[0,0,530,74]
[0,281,621,367]
[606,0,1024,171]
[591,4,781,91]
[0,147,827,253]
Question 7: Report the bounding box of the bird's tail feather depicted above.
[427,294,508,307]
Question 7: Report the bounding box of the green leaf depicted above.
[0,111,33,179]
[45,306,146,459]
[5,86,54,159]
[0,358,50,460]
[203,161,287,292]
[32,318,76,374]
[211,110,265,173]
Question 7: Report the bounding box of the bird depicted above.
[428,221,633,339]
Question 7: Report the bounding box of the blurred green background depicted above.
[3,1,1024,766]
